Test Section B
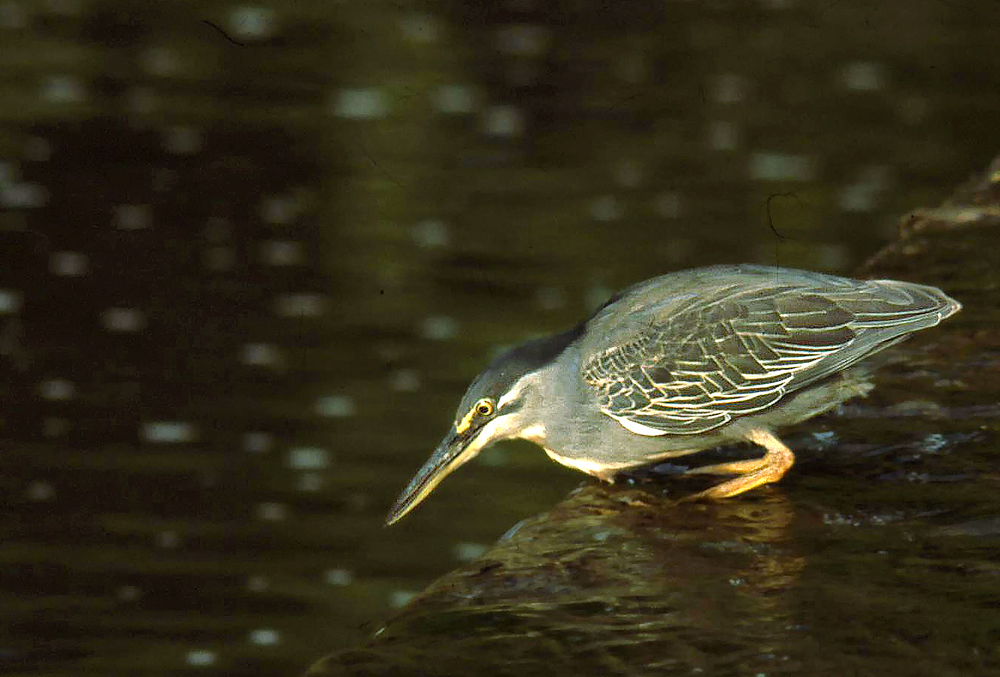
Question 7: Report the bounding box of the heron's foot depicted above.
[680,429,795,501]
[683,456,772,476]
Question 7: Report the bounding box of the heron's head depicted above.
[384,329,579,525]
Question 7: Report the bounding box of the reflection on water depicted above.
[311,470,1000,676]
[312,490,804,675]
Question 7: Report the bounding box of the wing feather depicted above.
[580,266,958,437]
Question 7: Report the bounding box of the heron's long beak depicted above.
[385,427,478,526]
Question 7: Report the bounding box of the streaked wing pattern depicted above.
[581,271,955,437]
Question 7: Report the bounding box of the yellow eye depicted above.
[475,399,495,416]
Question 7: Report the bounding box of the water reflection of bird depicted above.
[386,265,961,525]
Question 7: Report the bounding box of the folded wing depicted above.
[580,266,959,436]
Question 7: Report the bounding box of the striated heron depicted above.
[386,264,961,525]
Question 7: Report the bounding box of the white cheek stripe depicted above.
[471,412,525,451]
[497,374,535,410]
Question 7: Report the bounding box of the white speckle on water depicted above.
[114,204,151,230]
[389,590,416,608]
[186,650,216,666]
[482,105,524,137]
[274,293,326,317]
[838,183,878,212]
[287,447,332,470]
[0,289,23,314]
[228,6,277,39]
[142,421,197,443]
[420,315,458,341]
[260,240,303,266]
[247,575,268,592]
[249,628,281,646]
[260,195,298,225]
[590,194,622,221]
[257,502,287,521]
[390,369,421,392]
[242,343,281,367]
[50,251,88,276]
[243,432,272,453]
[413,219,450,248]
[332,88,389,120]
[39,378,74,401]
[921,433,947,454]
[315,394,356,418]
[749,152,815,181]
[26,480,55,501]
[536,286,566,311]
[810,431,837,448]
[117,585,141,601]
[822,513,862,528]
[839,61,886,91]
[325,568,354,586]
[453,542,488,562]
[41,74,87,103]
[103,307,145,332]
[157,530,180,548]
[1,181,47,208]
[839,185,874,213]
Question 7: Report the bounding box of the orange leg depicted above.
[683,429,795,500]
